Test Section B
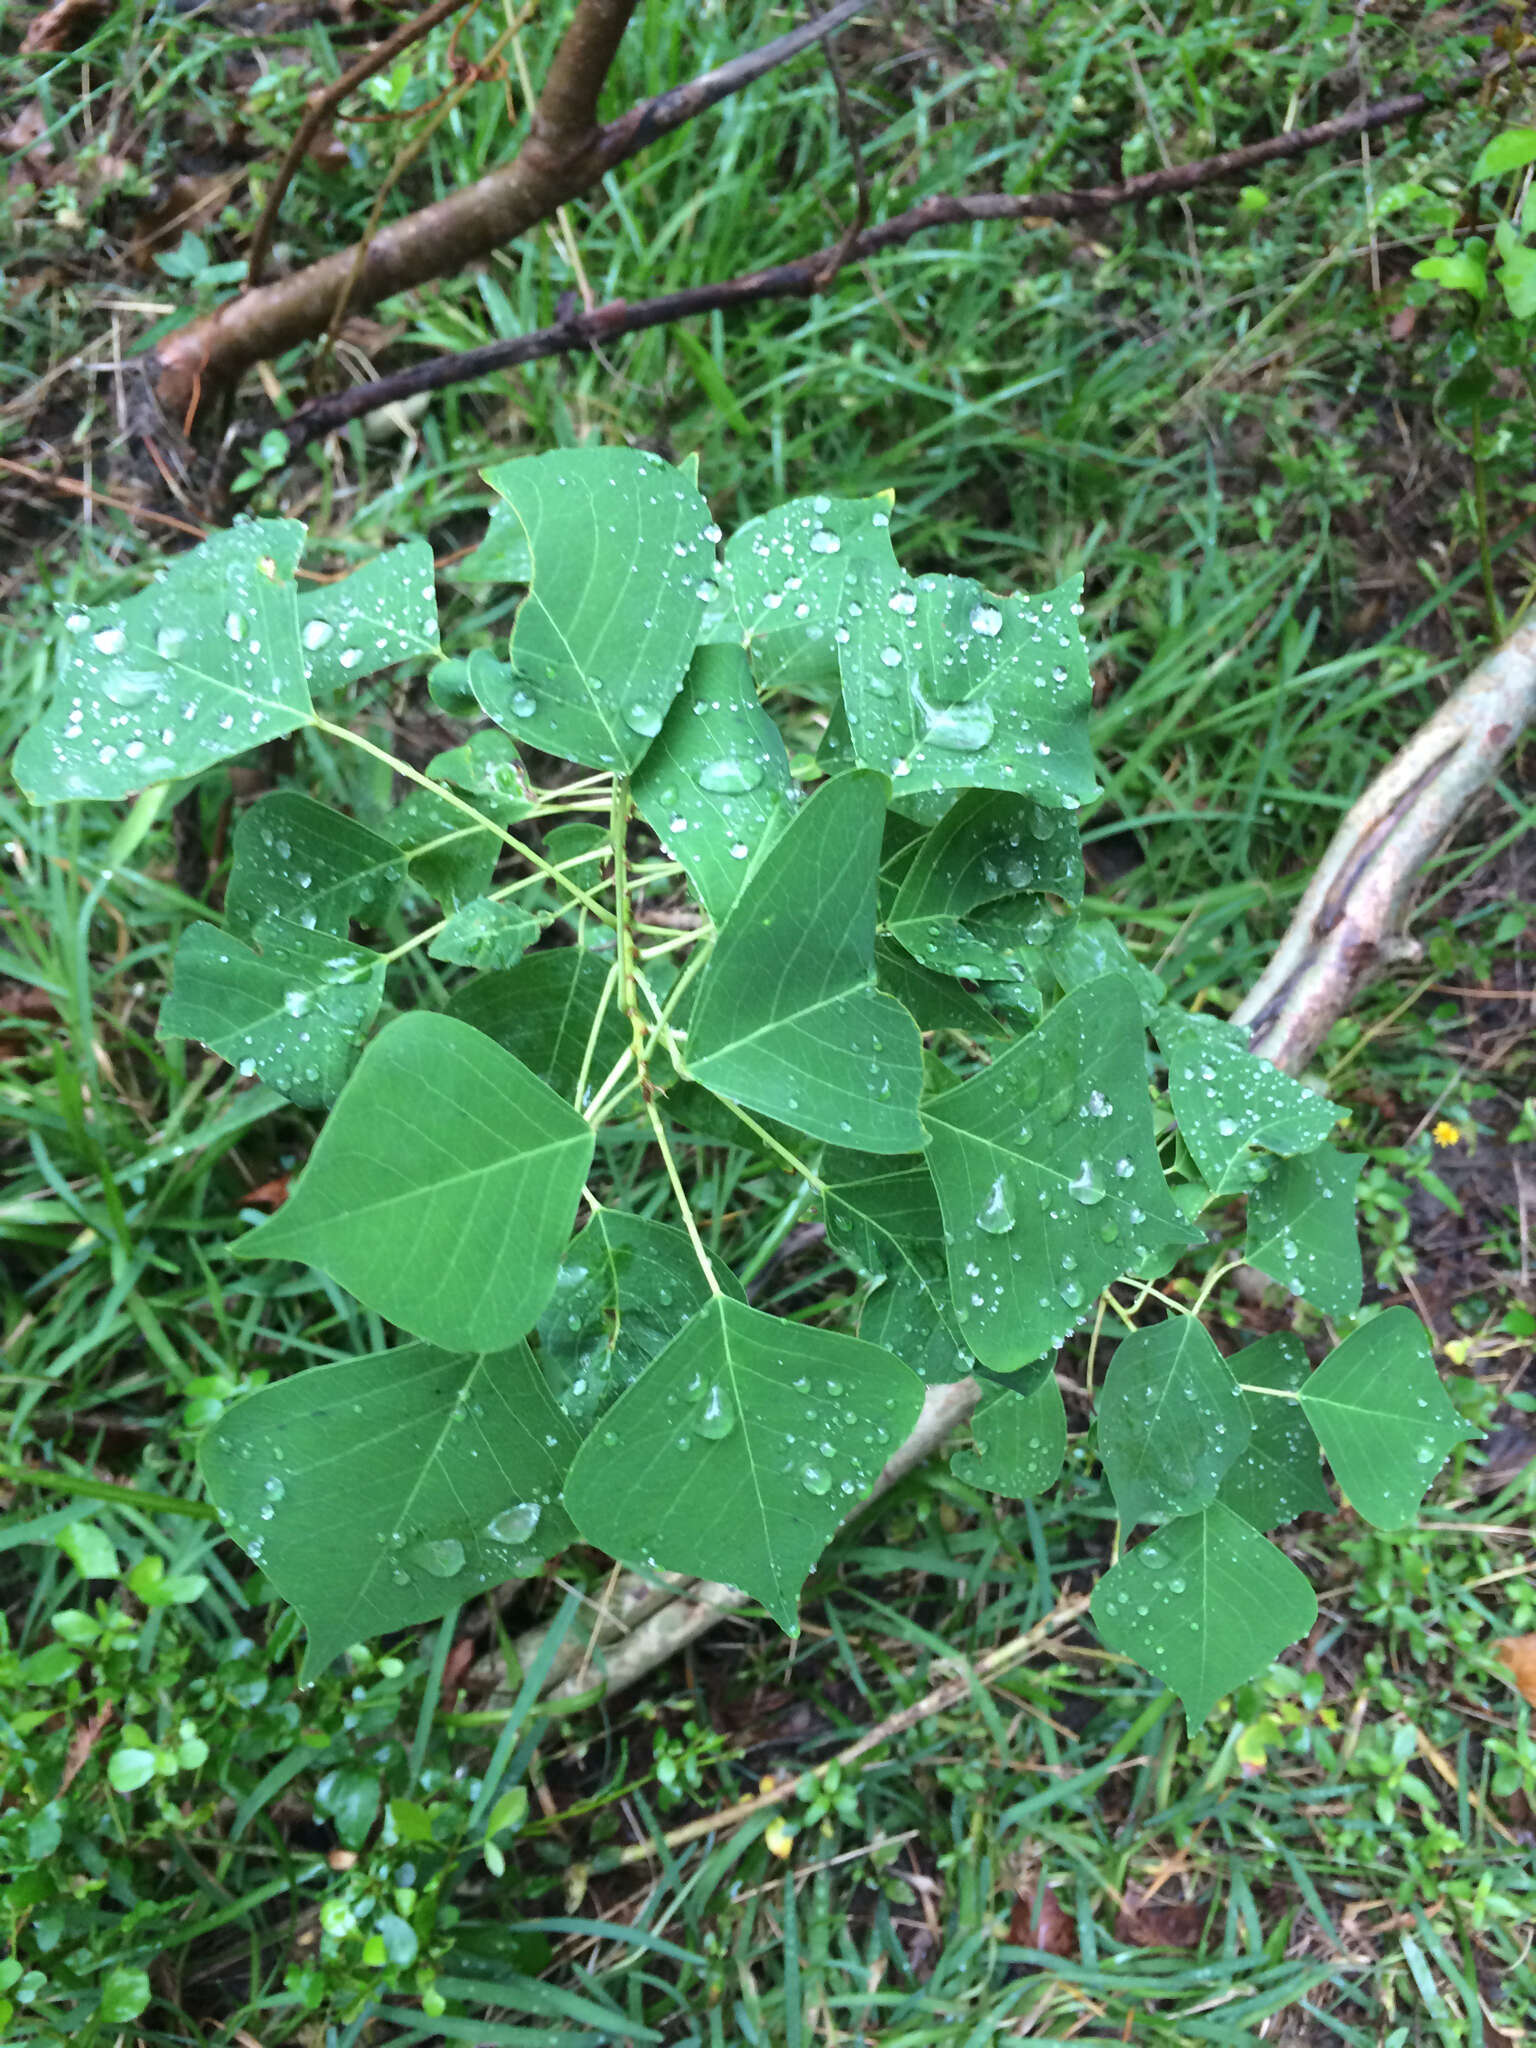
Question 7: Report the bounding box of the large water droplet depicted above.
[100,669,162,708]
[302,618,335,651]
[1068,1160,1106,1207]
[156,626,188,660]
[403,1536,464,1579]
[697,1384,737,1440]
[695,757,764,794]
[969,604,1002,637]
[510,689,538,718]
[921,699,995,754]
[92,626,126,656]
[879,645,902,668]
[976,1172,1016,1235]
[263,1476,285,1502]
[486,1503,541,1546]
[1058,1278,1084,1309]
[809,528,841,554]
[800,1463,832,1497]
[1217,1116,1240,1137]
[624,700,664,738]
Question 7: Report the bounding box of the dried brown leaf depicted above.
[1008,1874,1077,1958]
[21,0,110,54]
[1113,1889,1208,1950]
[1495,1634,1536,1707]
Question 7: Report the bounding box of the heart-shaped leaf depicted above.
[631,642,795,920]
[235,1012,594,1351]
[1091,1502,1318,1727]
[1097,1316,1250,1529]
[1157,1013,1339,1196]
[839,566,1096,810]
[821,1150,972,1383]
[16,520,310,802]
[225,793,405,938]
[921,976,1198,1374]
[561,1294,923,1629]
[1298,1309,1479,1527]
[1218,1334,1331,1530]
[1245,1144,1364,1316]
[160,919,384,1107]
[469,447,715,772]
[537,1211,744,1427]
[688,770,925,1152]
[200,1340,580,1678]
[952,1378,1066,1496]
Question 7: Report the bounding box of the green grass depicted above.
[4,0,1536,2040]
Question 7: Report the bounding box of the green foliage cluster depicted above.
[15,446,1477,1726]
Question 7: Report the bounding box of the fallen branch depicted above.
[1234,621,1536,1074]
[147,0,873,418]
[262,39,1536,444]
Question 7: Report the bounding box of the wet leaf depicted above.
[922,976,1198,1375]
[1091,1502,1318,1727]
[16,520,310,802]
[1245,1143,1364,1317]
[470,447,713,772]
[1158,1012,1339,1197]
[295,541,439,693]
[839,565,1096,810]
[1297,1309,1479,1528]
[952,1377,1066,1496]
[718,490,901,695]
[428,898,541,970]
[1097,1316,1250,1529]
[537,1211,743,1427]
[225,792,404,938]
[234,1013,594,1351]
[632,642,795,919]
[1217,1334,1331,1530]
[562,1295,923,1629]
[160,919,384,1108]
[688,771,925,1152]
[200,1340,579,1678]
[821,1150,972,1383]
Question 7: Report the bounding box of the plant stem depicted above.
[1471,392,1505,638]
[310,713,615,923]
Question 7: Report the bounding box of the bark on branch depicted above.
[147,0,874,418]
[273,40,1536,446]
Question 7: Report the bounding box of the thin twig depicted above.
[246,0,481,290]
[274,40,1536,446]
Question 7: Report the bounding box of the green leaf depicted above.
[457,502,532,583]
[1244,1143,1364,1316]
[1157,1012,1339,1196]
[425,724,536,812]
[921,977,1198,1375]
[233,1012,594,1351]
[447,950,627,1105]
[1297,1309,1479,1528]
[202,1339,580,1678]
[631,643,796,920]
[98,1968,152,2024]
[873,937,1005,1036]
[470,447,715,771]
[838,566,1096,810]
[1472,126,1536,181]
[1411,251,1487,301]
[160,919,384,1108]
[295,540,439,693]
[561,1294,923,1629]
[951,1378,1066,1495]
[1496,243,1536,322]
[1217,1334,1331,1531]
[821,1151,972,1383]
[688,771,925,1152]
[886,790,1083,987]
[537,1211,744,1427]
[1091,1503,1317,1728]
[428,898,542,970]
[15,520,310,802]
[55,1521,119,1580]
[388,785,506,914]
[720,491,902,695]
[225,792,405,938]
[1096,1316,1250,1528]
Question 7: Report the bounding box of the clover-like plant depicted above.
[14,447,1477,1725]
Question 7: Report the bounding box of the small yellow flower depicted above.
[1431,1119,1461,1148]
[763,1817,796,1860]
